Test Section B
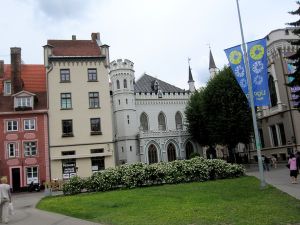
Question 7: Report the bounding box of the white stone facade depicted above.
[110,59,202,165]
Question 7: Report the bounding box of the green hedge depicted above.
[62,157,245,195]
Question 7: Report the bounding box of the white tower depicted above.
[109,59,139,164]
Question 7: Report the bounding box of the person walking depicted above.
[0,176,12,224]
[271,156,277,168]
[288,153,298,184]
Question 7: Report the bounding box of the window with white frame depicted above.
[24,119,35,130]
[7,143,16,158]
[4,81,11,95]
[7,120,18,131]
[88,68,97,81]
[24,141,37,156]
[60,69,70,82]
[26,167,38,184]
[16,96,31,107]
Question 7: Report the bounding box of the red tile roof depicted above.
[48,40,101,56]
[0,64,46,94]
[0,63,47,112]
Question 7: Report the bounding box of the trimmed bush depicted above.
[63,157,245,195]
[62,176,85,195]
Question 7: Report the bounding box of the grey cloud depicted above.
[34,0,95,20]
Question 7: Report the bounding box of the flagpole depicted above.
[236,0,266,188]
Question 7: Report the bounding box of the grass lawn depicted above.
[37,176,300,225]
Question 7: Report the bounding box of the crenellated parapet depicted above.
[267,28,299,63]
[110,59,134,71]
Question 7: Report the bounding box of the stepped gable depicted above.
[134,73,185,93]
[47,39,101,56]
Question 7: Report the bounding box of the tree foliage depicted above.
[185,67,253,159]
[287,1,300,110]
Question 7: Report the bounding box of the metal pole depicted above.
[236,0,266,188]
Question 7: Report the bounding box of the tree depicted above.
[185,67,253,162]
[287,1,300,110]
[185,89,210,146]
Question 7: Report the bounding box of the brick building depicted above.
[0,48,49,191]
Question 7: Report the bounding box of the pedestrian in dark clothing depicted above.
[265,156,270,171]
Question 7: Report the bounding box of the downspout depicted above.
[46,62,53,181]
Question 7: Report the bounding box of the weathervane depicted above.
[207,43,211,50]
[188,57,191,67]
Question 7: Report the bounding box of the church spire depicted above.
[209,48,218,78]
[188,65,194,82]
[187,58,195,92]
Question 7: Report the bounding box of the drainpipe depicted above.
[46,62,53,181]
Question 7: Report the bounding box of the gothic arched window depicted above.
[158,112,166,131]
[124,79,127,88]
[185,141,194,159]
[175,112,183,130]
[167,143,176,162]
[140,113,149,131]
[117,80,120,89]
[268,74,277,107]
[148,144,158,164]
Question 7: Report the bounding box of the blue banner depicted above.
[224,45,249,100]
[246,38,270,106]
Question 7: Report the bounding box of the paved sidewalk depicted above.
[246,165,300,200]
[7,192,102,225]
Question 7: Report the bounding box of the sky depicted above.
[0,0,297,89]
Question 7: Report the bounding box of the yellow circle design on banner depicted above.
[229,50,242,65]
[250,44,264,60]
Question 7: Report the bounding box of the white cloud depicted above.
[0,0,297,90]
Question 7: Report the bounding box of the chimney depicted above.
[11,47,22,94]
[0,60,4,78]
[91,32,102,46]
[101,44,110,68]
[72,35,76,40]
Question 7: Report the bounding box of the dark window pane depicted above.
[278,123,286,145]
[62,120,73,136]
[90,118,101,132]
[271,125,278,146]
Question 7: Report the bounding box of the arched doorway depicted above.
[185,141,194,159]
[148,144,158,164]
[167,143,176,161]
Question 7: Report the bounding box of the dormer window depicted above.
[154,80,159,91]
[13,91,35,111]
[4,81,11,95]
[158,89,163,98]
[17,97,31,107]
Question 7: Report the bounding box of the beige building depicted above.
[43,33,115,179]
[254,28,300,162]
